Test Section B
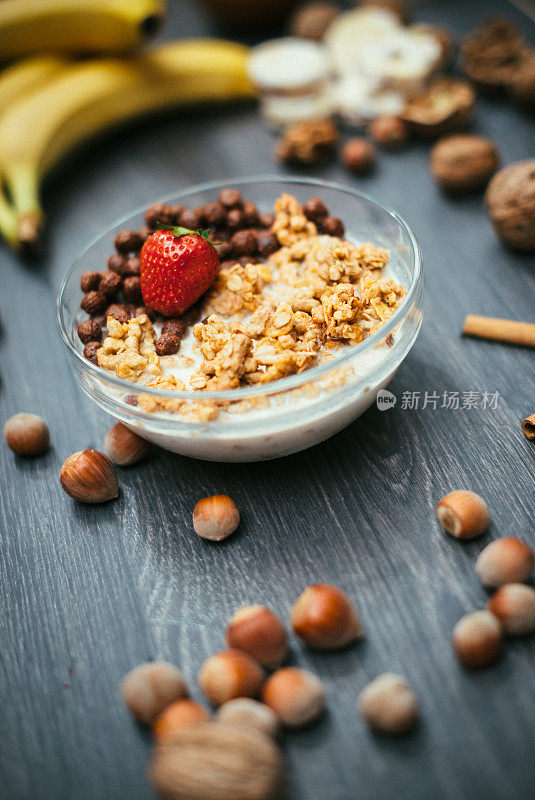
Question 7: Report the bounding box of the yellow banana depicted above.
[0,0,165,62]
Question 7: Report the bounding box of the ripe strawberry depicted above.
[140,226,220,316]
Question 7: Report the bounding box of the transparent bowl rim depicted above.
[57,175,422,402]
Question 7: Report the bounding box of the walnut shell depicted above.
[460,17,526,94]
[485,159,535,253]
[402,79,475,138]
[276,118,338,165]
[430,135,499,194]
[511,51,535,112]
[148,721,285,800]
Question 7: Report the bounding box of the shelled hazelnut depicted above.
[452,610,503,669]
[291,584,362,649]
[121,661,188,725]
[487,584,535,635]
[262,667,325,727]
[198,649,264,706]
[4,413,50,456]
[430,135,499,194]
[369,116,409,149]
[358,674,418,735]
[153,699,210,741]
[193,495,240,541]
[342,138,376,174]
[436,491,489,539]
[149,722,285,800]
[289,2,339,41]
[104,422,150,466]
[216,698,279,738]
[60,449,118,503]
[225,606,288,669]
[475,537,534,588]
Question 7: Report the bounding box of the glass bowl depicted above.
[57,176,423,462]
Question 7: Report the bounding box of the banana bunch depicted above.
[0,0,166,61]
[0,41,255,250]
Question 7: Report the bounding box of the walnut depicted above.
[460,17,526,94]
[485,159,535,253]
[402,79,475,138]
[430,135,500,194]
[276,119,338,165]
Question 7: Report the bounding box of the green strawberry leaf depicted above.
[156,223,221,245]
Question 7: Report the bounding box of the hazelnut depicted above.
[487,584,535,635]
[60,449,118,503]
[99,270,122,298]
[149,721,285,800]
[402,79,475,138]
[436,491,490,539]
[153,699,210,741]
[218,188,243,209]
[320,216,344,237]
[121,661,188,725]
[80,270,102,293]
[114,230,144,253]
[83,341,100,364]
[475,537,534,588]
[452,610,503,669]
[81,290,107,315]
[198,649,265,706]
[216,698,279,738]
[123,276,143,304]
[357,674,418,735]
[155,332,181,356]
[291,583,362,649]
[4,413,49,456]
[193,495,240,542]
[302,197,328,223]
[369,116,409,150]
[225,606,288,669]
[262,667,325,727]
[430,135,499,194]
[289,2,339,41]
[485,160,535,253]
[342,138,376,174]
[77,318,102,344]
[104,422,150,466]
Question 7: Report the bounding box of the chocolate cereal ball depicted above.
[231,230,257,256]
[81,291,107,315]
[218,188,243,209]
[123,276,143,304]
[257,232,279,257]
[77,319,102,344]
[321,217,345,237]
[83,341,101,364]
[303,197,328,223]
[155,332,181,355]
[80,270,102,293]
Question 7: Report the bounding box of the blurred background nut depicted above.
[198,649,265,706]
[369,116,409,150]
[291,583,362,649]
[485,160,535,253]
[216,698,279,738]
[193,494,240,541]
[148,721,286,800]
[153,699,210,741]
[120,662,188,725]
[511,54,535,112]
[452,610,503,669]
[342,138,376,174]
[262,667,325,727]
[289,2,339,41]
[60,449,118,503]
[436,490,490,539]
[402,79,475,138]
[475,537,534,588]
[357,674,418,735]
[104,421,150,466]
[4,412,49,456]
[487,584,535,636]
[276,119,338,165]
[225,606,288,669]
[430,135,499,194]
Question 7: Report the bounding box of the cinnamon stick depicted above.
[462,314,535,347]
[521,414,535,441]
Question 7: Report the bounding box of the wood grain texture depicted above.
[1,1,535,798]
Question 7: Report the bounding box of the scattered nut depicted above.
[436,491,490,539]
[149,721,286,800]
[521,413,535,440]
[342,138,376,174]
[60,449,118,503]
[291,583,362,649]
[487,583,535,635]
[430,135,499,194]
[289,2,339,41]
[485,160,535,253]
[153,699,210,741]
[402,79,475,138]
[225,606,288,669]
[357,674,418,735]
[262,667,325,728]
[4,413,50,456]
[475,537,534,588]
[216,698,279,738]
[460,17,525,94]
[276,119,338,165]
[198,649,265,706]
[193,495,240,542]
[121,661,189,725]
[369,116,409,149]
[104,422,150,466]
[452,610,503,669]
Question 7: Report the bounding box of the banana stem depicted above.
[5,164,43,253]
[0,181,18,248]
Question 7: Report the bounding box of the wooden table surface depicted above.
[1,1,535,798]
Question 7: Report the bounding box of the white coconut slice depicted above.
[248,38,331,95]
[261,85,337,129]
[325,7,401,75]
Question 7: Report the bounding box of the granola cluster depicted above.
[97,315,160,381]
